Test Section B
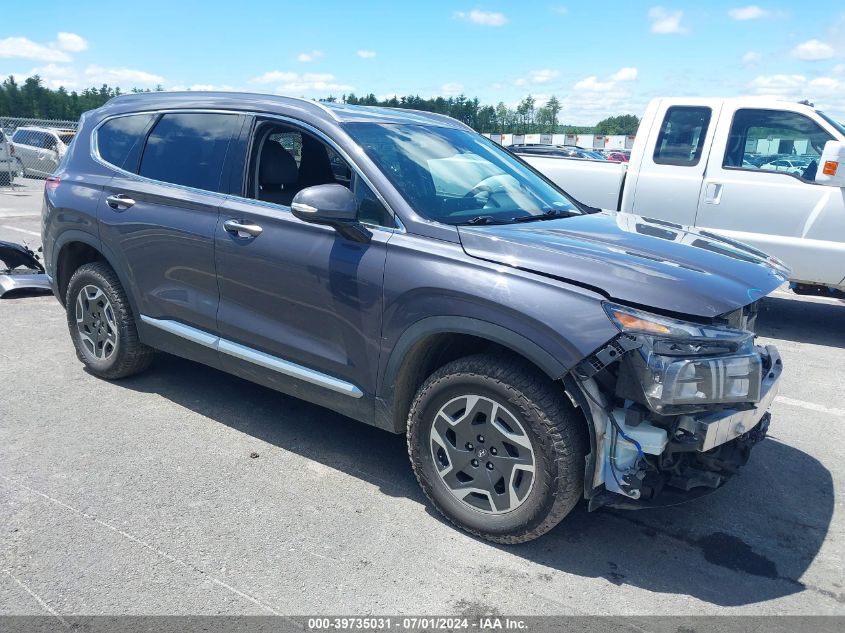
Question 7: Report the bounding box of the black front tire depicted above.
[407,354,587,544]
[65,262,154,379]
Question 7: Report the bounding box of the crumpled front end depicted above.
[566,300,783,509]
[0,240,51,298]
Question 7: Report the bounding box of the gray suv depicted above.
[42,92,786,543]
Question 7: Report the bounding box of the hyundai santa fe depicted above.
[42,92,787,543]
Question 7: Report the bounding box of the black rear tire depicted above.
[407,353,586,543]
[65,262,154,379]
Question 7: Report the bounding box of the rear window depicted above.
[653,106,712,166]
[138,113,241,192]
[97,114,156,171]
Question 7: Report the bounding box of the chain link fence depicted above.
[1,117,80,190]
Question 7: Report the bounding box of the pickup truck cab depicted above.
[522,97,845,292]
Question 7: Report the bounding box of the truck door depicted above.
[627,102,721,226]
[694,106,845,288]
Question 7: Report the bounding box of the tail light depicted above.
[45,176,61,191]
[9,144,14,156]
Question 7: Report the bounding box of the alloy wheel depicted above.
[430,395,536,514]
[75,284,118,360]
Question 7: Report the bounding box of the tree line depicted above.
[0,75,640,135]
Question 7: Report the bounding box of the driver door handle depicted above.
[224,219,263,237]
[106,194,136,210]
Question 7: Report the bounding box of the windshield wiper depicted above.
[510,208,579,223]
[461,215,501,225]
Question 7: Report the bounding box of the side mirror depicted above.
[815,140,845,187]
[290,183,371,243]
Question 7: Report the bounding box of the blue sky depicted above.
[1,1,844,124]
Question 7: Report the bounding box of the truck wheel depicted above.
[407,354,586,543]
[65,262,154,379]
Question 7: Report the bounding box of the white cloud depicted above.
[834,64,845,75]
[728,6,769,20]
[441,82,464,96]
[250,71,352,93]
[84,65,164,86]
[574,67,638,92]
[791,39,835,61]
[648,7,687,34]
[18,64,78,89]
[0,36,72,62]
[748,73,845,117]
[357,50,376,59]
[297,50,324,62]
[742,51,762,66]
[552,6,568,15]
[514,69,560,87]
[574,76,615,92]
[611,67,638,81]
[454,10,508,27]
[55,32,88,52]
[250,70,298,84]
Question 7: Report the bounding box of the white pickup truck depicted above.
[521,97,845,292]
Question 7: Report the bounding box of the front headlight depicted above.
[604,303,762,413]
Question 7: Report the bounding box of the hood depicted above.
[458,211,790,318]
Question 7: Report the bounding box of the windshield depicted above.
[817,110,845,138]
[343,123,580,225]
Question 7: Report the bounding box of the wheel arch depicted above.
[376,316,569,434]
[53,232,138,318]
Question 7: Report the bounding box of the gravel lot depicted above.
[1,180,843,617]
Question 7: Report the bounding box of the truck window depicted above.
[723,108,833,182]
[653,106,711,166]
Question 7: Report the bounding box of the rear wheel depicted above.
[65,262,154,379]
[407,354,586,543]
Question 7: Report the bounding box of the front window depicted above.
[343,123,580,225]
[723,108,833,182]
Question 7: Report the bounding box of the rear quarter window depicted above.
[97,114,156,171]
[653,106,712,166]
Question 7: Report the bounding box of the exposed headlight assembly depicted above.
[604,303,763,413]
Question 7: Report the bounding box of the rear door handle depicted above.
[106,194,136,210]
[223,219,263,237]
[703,182,723,205]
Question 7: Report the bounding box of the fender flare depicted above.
[52,230,139,318]
[376,315,569,432]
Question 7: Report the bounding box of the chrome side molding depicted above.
[139,315,364,398]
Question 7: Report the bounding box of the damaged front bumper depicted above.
[0,240,52,298]
[566,337,783,511]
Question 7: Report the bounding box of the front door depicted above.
[214,120,395,420]
[695,107,845,287]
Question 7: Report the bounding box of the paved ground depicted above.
[1,183,843,616]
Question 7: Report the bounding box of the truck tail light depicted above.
[822,161,838,176]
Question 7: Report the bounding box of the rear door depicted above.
[98,112,245,358]
[627,101,721,226]
[694,106,845,287]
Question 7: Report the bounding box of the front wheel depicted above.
[407,354,586,543]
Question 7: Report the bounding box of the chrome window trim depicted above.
[90,108,404,232]
[140,315,364,398]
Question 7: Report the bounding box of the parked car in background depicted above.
[760,158,810,176]
[519,97,845,294]
[11,127,76,178]
[44,91,786,543]
[508,143,606,160]
[0,132,18,185]
[605,151,629,162]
